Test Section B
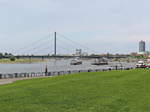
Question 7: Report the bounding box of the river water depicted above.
[0,59,136,73]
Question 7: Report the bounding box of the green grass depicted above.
[0,59,46,63]
[0,69,150,112]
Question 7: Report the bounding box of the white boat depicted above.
[136,61,145,68]
[91,58,108,65]
[70,57,82,65]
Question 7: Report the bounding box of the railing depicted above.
[0,67,133,79]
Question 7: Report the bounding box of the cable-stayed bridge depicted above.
[14,32,128,59]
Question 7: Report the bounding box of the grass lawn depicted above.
[0,69,150,112]
[0,59,45,63]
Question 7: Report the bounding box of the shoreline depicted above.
[0,67,134,85]
[0,59,48,64]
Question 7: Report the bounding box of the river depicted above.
[0,59,136,73]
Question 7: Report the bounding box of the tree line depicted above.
[0,53,16,61]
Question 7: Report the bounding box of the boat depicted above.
[70,57,82,65]
[136,61,146,68]
[91,58,108,65]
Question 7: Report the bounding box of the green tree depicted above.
[10,56,16,61]
[0,53,3,59]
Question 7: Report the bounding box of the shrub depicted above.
[10,56,16,61]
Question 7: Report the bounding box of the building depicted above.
[75,49,82,56]
[130,52,138,57]
[139,40,145,54]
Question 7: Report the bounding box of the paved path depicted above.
[0,76,51,85]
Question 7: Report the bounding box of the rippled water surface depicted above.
[0,59,136,73]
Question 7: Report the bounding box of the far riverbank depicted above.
[0,59,47,64]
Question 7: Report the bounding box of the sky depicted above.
[0,0,150,55]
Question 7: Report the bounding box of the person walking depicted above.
[45,65,48,76]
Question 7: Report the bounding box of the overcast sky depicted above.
[0,0,150,54]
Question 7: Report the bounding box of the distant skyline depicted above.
[1,0,150,54]
[139,40,146,53]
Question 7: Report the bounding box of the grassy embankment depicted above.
[0,69,150,112]
[0,59,46,63]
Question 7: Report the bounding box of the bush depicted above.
[10,56,16,61]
